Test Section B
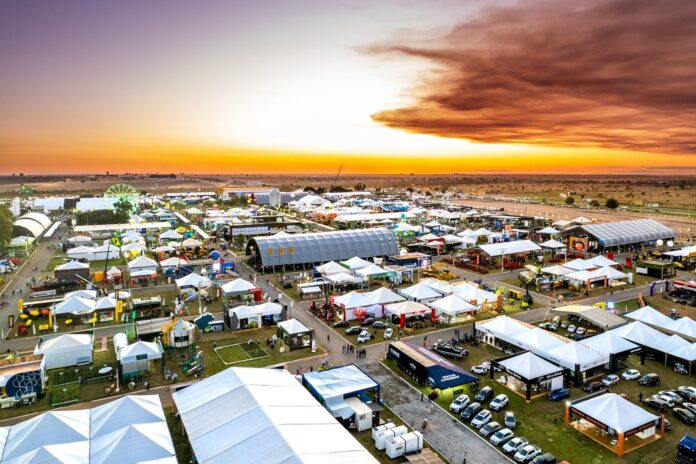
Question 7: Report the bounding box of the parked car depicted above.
[505,411,517,429]
[360,317,376,326]
[680,386,696,396]
[567,324,576,333]
[472,364,488,374]
[664,418,672,431]
[461,402,482,421]
[384,327,394,340]
[582,381,604,393]
[531,453,557,464]
[357,330,371,343]
[475,386,494,403]
[345,326,362,335]
[560,321,568,329]
[659,391,684,405]
[491,427,514,445]
[539,322,557,331]
[372,321,387,329]
[639,373,661,386]
[504,436,529,454]
[621,369,641,380]
[480,421,501,437]
[575,327,586,336]
[674,408,696,425]
[651,394,674,409]
[548,388,570,401]
[568,333,585,341]
[449,394,470,413]
[602,374,620,387]
[674,389,696,402]
[332,320,348,328]
[643,397,669,412]
[490,394,509,411]
[471,409,492,428]
[514,444,542,463]
[552,316,561,325]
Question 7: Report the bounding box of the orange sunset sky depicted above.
[1,0,695,175]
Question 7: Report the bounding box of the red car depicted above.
[582,381,603,393]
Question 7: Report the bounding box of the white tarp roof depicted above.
[397,282,442,301]
[571,393,658,434]
[221,278,257,294]
[546,342,608,371]
[333,291,370,309]
[277,319,310,335]
[229,305,259,320]
[663,317,696,339]
[0,427,8,461]
[90,395,165,438]
[662,334,690,353]
[587,266,628,281]
[53,297,96,316]
[539,239,566,249]
[513,327,566,353]
[541,265,574,276]
[625,306,674,327]
[254,302,283,316]
[538,227,560,235]
[159,257,189,267]
[430,294,478,315]
[36,334,93,354]
[325,272,362,285]
[302,365,378,401]
[5,441,89,464]
[586,255,619,267]
[172,367,378,464]
[66,289,98,299]
[452,282,498,304]
[581,331,639,355]
[120,341,163,361]
[340,256,372,270]
[159,230,182,240]
[175,273,212,289]
[476,316,528,343]
[355,263,391,277]
[363,287,405,305]
[384,301,430,316]
[2,411,90,461]
[479,240,541,257]
[90,422,175,464]
[611,321,667,350]
[55,260,89,271]
[316,261,349,275]
[669,343,696,362]
[563,258,596,271]
[498,352,563,380]
[95,297,117,310]
[127,256,158,271]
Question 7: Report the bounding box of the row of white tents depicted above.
[0,395,176,463]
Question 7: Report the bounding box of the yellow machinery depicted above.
[422,262,456,280]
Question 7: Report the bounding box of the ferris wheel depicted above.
[104,183,139,202]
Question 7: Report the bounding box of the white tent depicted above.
[67,246,95,261]
[325,272,362,285]
[546,342,608,371]
[95,297,117,310]
[429,294,478,316]
[498,352,563,380]
[34,334,93,369]
[106,266,122,280]
[664,317,696,339]
[384,300,430,317]
[580,331,639,355]
[119,341,163,361]
[476,316,529,344]
[316,261,348,276]
[68,235,92,244]
[397,282,442,302]
[537,227,560,235]
[662,334,690,353]
[181,238,202,248]
[221,278,257,295]
[553,219,572,227]
[563,258,596,271]
[611,321,667,350]
[55,260,89,272]
[127,256,158,273]
[512,327,566,354]
[539,239,566,250]
[571,393,658,436]
[277,319,311,335]
[153,245,176,253]
[108,290,131,300]
[333,291,370,309]
[90,422,175,464]
[340,256,372,270]
[302,364,378,402]
[419,278,455,294]
[130,269,157,278]
[159,230,182,240]
[572,216,593,224]
[541,265,574,277]
[586,255,619,267]
[172,367,378,464]
[254,302,283,317]
[121,242,146,253]
[363,287,405,305]
[159,257,189,267]
[669,343,696,362]
[587,266,628,281]
[2,411,90,461]
[90,395,165,438]
[65,289,98,299]
[452,282,498,305]
[625,306,675,328]
[355,263,390,278]
[4,441,89,464]
[175,273,212,290]
[54,296,97,316]
[479,240,541,257]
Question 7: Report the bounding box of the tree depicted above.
[354,183,366,191]
[605,198,619,209]
[0,204,12,247]
[565,196,575,205]
[76,209,129,225]
[590,200,600,207]
[113,198,134,216]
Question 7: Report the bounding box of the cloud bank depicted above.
[370,0,696,154]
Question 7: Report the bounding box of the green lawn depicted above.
[616,294,696,320]
[214,341,269,365]
[384,341,692,464]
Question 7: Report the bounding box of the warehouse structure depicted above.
[246,228,399,268]
[559,219,675,253]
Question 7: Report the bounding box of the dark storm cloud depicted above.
[370,0,696,153]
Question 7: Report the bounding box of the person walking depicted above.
[422,417,428,431]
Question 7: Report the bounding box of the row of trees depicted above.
[565,197,619,209]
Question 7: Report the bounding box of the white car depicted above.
[472,364,489,375]
[622,369,641,380]
[651,394,675,408]
[681,386,696,396]
[449,394,470,413]
[659,391,683,404]
[357,330,371,343]
[384,328,394,340]
[490,428,514,445]
[575,327,586,335]
[503,436,529,454]
[514,444,541,463]
[490,394,509,411]
[602,374,620,387]
[471,409,492,428]
[567,324,576,333]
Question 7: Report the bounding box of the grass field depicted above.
[214,341,269,365]
[616,294,696,320]
[385,340,695,464]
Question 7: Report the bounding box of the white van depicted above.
[357,330,371,343]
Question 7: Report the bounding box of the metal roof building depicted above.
[247,228,399,267]
[560,219,674,248]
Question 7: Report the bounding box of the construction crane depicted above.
[334,165,343,184]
